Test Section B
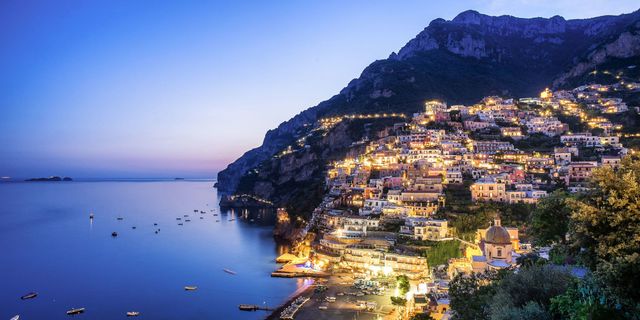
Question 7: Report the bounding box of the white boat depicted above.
[126,311,140,317]
[184,286,198,291]
[10,315,19,320]
[66,307,85,315]
[223,268,237,275]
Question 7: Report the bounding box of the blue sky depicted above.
[1,0,638,178]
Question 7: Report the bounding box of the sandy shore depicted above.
[264,279,317,320]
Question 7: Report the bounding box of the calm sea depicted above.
[0,180,305,319]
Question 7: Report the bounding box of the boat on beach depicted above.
[126,311,140,317]
[20,292,37,300]
[66,307,85,315]
[223,268,237,275]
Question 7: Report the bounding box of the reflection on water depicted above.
[0,181,300,320]
[224,207,277,225]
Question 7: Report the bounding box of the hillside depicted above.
[217,9,640,211]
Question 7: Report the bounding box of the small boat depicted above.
[10,315,19,320]
[117,217,123,221]
[111,232,118,237]
[153,223,158,226]
[183,214,189,217]
[155,231,158,234]
[20,292,37,300]
[66,307,85,315]
[200,217,203,219]
[216,220,220,222]
[176,218,181,220]
[131,226,136,229]
[193,210,198,212]
[89,213,94,220]
[184,286,197,291]
[178,223,183,226]
[126,311,140,317]
[185,219,191,222]
[228,219,235,222]
[223,268,237,275]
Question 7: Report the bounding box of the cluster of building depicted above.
[286,82,636,319]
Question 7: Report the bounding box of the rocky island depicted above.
[26,176,73,182]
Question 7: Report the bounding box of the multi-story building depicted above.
[470,177,506,202]
[400,218,449,241]
[472,141,515,154]
[500,127,523,139]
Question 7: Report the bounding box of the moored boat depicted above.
[20,292,37,300]
[66,307,85,315]
[223,268,237,275]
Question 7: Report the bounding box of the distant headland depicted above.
[25,176,73,182]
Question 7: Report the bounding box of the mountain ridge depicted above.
[217,9,640,194]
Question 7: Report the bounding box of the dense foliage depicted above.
[450,155,640,319]
[567,155,640,315]
[397,274,410,296]
[425,240,463,267]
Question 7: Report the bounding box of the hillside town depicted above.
[272,81,640,320]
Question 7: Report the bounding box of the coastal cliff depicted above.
[217,9,640,215]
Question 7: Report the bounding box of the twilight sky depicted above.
[1,0,638,178]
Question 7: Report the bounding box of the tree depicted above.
[567,155,640,311]
[487,265,574,320]
[397,275,410,295]
[391,296,407,306]
[411,313,436,320]
[550,276,626,320]
[530,190,572,246]
[516,252,546,268]
[449,270,504,320]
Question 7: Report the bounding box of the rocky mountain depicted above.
[217,9,640,207]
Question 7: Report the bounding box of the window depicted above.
[497,247,503,257]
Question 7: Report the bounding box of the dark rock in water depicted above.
[26,176,72,182]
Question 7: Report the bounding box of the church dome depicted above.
[485,225,511,244]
